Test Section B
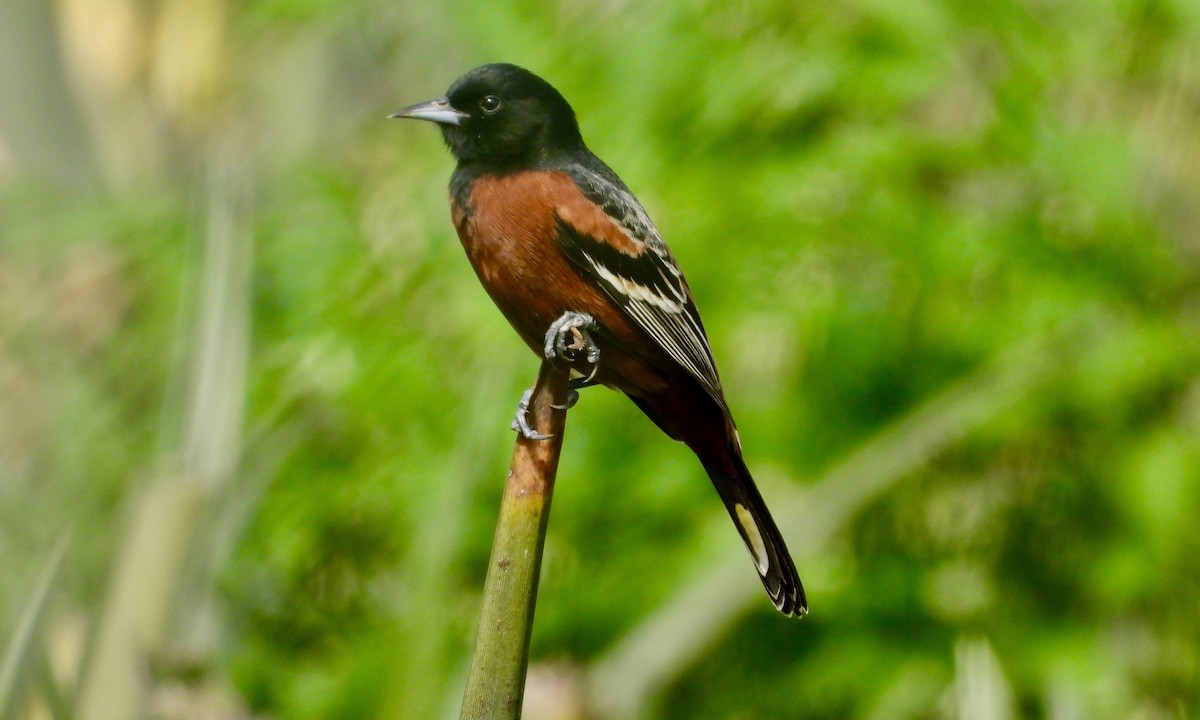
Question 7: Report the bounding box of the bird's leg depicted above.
[511,312,602,437]
[544,311,600,412]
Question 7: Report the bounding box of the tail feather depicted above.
[627,391,806,615]
[703,453,807,617]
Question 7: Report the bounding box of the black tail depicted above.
[703,452,807,617]
[627,391,806,615]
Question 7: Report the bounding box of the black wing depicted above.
[555,160,726,407]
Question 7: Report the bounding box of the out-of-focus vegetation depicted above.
[2,0,1198,718]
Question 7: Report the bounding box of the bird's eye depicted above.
[479,95,502,114]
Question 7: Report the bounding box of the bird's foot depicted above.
[511,388,553,440]
[543,311,600,372]
[516,312,599,438]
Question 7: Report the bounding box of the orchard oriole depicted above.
[392,63,806,616]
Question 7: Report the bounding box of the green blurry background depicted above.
[2,0,1198,718]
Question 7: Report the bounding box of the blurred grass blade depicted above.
[588,324,1081,719]
[181,151,252,493]
[36,649,74,720]
[0,534,70,719]
[0,0,98,191]
[76,153,252,720]
[75,479,205,720]
[954,636,1014,720]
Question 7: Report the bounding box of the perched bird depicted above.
[391,63,806,616]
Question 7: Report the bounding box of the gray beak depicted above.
[388,97,469,126]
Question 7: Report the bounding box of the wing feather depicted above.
[554,162,726,407]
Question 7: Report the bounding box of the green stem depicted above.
[459,361,571,720]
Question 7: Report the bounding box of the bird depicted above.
[391,63,806,616]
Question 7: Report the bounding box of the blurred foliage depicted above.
[2,0,1199,718]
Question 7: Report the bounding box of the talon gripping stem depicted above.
[511,388,553,440]
[542,311,600,366]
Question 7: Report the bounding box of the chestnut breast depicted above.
[450,169,668,395]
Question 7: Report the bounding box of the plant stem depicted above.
[459,361,571,720]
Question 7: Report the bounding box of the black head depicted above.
[390,63,585,168]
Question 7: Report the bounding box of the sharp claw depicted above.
[549,389,580,410]
[512,388,553,440]
[582,359,599,384]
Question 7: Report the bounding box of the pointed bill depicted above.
[388,97,469,126]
